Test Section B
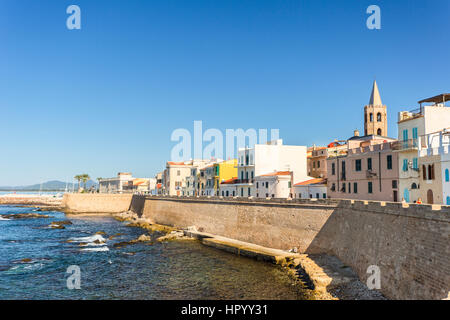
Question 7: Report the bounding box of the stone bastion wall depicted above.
[130,195,449,300]
[62,193,449,299]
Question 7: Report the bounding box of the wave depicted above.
[81,247,109,252]
[0,216,10,221]
[69,234,106,244]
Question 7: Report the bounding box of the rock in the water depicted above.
[108,233,124,240]
[50,221,72,229]
[2,213,50,220]
[95,231,106,235]
[156,230,190,242]
[49,224,65,229]
[137,234,151,242]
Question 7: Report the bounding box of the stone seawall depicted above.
[62,193,133,213]
[130,196,449,300]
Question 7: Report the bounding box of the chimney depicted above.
[354,129,360,137]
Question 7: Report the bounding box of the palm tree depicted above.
[81,174,90,191]
[74,175,82,192]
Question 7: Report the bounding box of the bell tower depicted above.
[364,80,387,136]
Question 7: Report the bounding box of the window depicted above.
[447,196,450,205]
[353,182,358,193]
[288,181,292,188]
[177,170,180,176]
[403,159,408,172]
[377,128,382,135]
[413,158,418,170]
[342,183,346,193]
[411,183,418,190]
[331,183,336,191]
[256,182,259,188]
[412,127,418,140]
[240,188,243,197]
[248,188,251,196]
[313,162,316,168]
[367,158,372,171]
[355,159,362,171]
[445,169,449,182]
[387,155,392,170]
[423,165,427,180]
[370,113,373,122]
[317,161,320,168]
[323,193,326,199]
[377,112,382,122]
[341,161,346,180]
[332,163,336,175]
[368,182,373,194]
[392,180,397,189]
[402,129,408,142]
[316,193,319,199]
[427,165,435,180]
[266,182,269,188]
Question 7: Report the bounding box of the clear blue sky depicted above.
[0,0,449,185]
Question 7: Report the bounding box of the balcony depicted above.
[366,170,378,178]
[392,139,419,152]
[234,179,254,185]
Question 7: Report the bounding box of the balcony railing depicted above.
[391,139,419,151]
[234,179,254,184]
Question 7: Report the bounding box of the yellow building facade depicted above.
[213,159,238,195]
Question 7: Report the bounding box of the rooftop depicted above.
[294,178,327,186]
[259,171,292,177]
[418,93,450,105]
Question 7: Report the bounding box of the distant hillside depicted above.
[0,180,98,191]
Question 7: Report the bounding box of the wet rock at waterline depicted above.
[1,213,50,220]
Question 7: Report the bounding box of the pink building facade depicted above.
[327,141,400,202]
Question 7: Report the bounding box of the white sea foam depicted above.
[81,247,109,252]
[0,216,10,221]
[69,234,106,243]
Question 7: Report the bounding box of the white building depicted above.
[234,139,308,198]
[293,178,327,199]
[254,171,292,198]
[99,172,133,193]
[163,159,214,196]
[219,178,238,197]
[418,129,450,205]
[395,94,450,203]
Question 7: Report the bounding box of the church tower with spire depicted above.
[364,80,387,136]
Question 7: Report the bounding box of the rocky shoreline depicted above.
[112,210,385,300]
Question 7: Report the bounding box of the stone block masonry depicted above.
[130,196,449,300]
[62,193,133,213]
